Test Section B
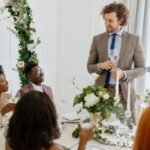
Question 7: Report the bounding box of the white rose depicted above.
[91,73,100,81]
[17,11,24,23]
[30,22,35,29]
[12,7,16,12]
[27,44,34,52]
[28,48,34,52]
[23,14,26,18]
[84,93,99,108]
[98,91,104,97]
[17,61,24,68]
[103,93,110,100]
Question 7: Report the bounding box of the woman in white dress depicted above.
[0,65,15,150]
[0,65,16,116]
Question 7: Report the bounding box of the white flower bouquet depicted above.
[73,85,115,118]
[71,81,134,146]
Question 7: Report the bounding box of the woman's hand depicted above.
[1,103,16,116]
[78,124,95,150]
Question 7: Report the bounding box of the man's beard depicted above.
[106,26,117,32]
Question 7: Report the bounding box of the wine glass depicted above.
[79,109,91,129]
[110,55,118,68]
[109,49,119,68]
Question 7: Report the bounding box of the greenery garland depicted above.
[1,0,41,86]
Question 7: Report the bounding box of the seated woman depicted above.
[6,91,94,150]
[0,65,15,150]
[133,107,150,150]
[0,65,15,116]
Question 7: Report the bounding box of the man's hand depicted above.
[98,60,116,70]
[1,103,16,116]
[111,68,125,80]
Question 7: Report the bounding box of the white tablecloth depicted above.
[55,123,131,150]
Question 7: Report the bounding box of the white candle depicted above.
[127,82,131,111]
[115,70,119,99]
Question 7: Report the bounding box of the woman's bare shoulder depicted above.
[48,144,64,150]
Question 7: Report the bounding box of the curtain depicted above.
[123,0,150,92]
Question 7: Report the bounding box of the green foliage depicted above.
[112,105,126,121]
[72,127,80,138]
[104,125,116,134]
[3,0,41,86]
[72,80,134,145]
[73,85,115,115]
[94,132,107,143]
[93,125,116,143]
[72,83,127,142]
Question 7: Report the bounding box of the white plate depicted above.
[61,113,79,121]
[72,144,106,150]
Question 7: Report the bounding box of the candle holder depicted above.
[114,95,120,104]
[125,110,131,118]
[125,110,134,129]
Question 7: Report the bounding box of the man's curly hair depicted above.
[101,2,130,26]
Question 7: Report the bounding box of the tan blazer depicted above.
[87,31,145,110]
[17,83,53,100]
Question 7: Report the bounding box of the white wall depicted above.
[0,0,58,96]
[0,0,117,113]
[28,0,58,97]
[55,0,114,113]
[0,0,19,95]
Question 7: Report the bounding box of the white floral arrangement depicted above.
[71,75,134,147]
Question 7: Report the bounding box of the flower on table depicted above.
[103,93,109,100]
[98,91,110,100]
[73,85,115,116]
[91,73,100,81]
[84,93,99,107]
[72,78,132,146]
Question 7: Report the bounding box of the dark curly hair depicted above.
[7,91,60,150]
[101,2,130,26]
[24,62,38,76]
[0,65,4,75]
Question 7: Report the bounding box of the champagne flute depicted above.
[109,48,119,68]
[109,55,118,69]
[79,109,91,129]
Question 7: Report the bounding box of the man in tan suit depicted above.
[17,62,53,100]
[87,2,145,123]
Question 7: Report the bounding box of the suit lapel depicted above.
[42,85,49,97]
[118,32,128,68]
[101,32,109,60]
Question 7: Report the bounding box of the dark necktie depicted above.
[105,33,117,86]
